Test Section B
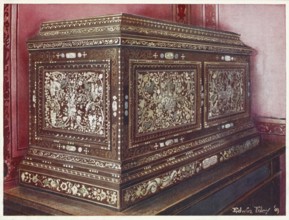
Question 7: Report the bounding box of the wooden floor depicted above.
[4,139,285,215]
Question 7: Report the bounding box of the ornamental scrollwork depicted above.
[122,129,257,182]
[39,14,241,44]
[27,38,120,50]
[123,136,259,206]
[40,16,122,30]
[208,68,246,119]
[219,137,260,161]
[124,120,254,160]
[122,39,251,55]
[20,171,119,208]
[137,70,196,134]
[39,25,120,37]
[123,161,202,205]
[28,148,121,170]
[44,70,105,135]
[120,25,243,46]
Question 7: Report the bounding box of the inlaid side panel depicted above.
[204,62,250,127]
[129,60,202,146]
[42,67,106,136]
[31,61,111,149]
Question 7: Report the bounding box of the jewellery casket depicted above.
[19,13,260,210]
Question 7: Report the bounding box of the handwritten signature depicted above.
[231,205,280,215]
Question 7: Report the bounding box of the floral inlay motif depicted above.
[208,68,245,119]
[123,136,259,206]
[20,171,118,207]
[123,161,202,204]
[44,70,105,135]
[137,70,196,134]
[219,137,260,161]
[28,148,121,170]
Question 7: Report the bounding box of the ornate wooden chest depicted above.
[19,13,260,210]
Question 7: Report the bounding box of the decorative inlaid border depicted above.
[21,160,120,183]
[38,24,242,47]
[39,25,121,37]
[27,38,121,50]
[124,119,254,160]
[27,147,121,170]
[27,37,251,55]
[120,25,243,46]
[19,170,119,208]
[122,136,260,207]
[39,13,240,41]
[27,10,252,55]
[122,14,238,40]
[23,128,257,185]
[122,129,258,182]
[30,61,111,150]
[122,38,252,55]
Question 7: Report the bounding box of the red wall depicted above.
[219,4,286,118]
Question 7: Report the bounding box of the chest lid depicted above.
[27,13,252,54]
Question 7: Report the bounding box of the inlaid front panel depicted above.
[137,70,196,133]
[43,70,105,135]
[129,60,202,145]
[31,61,111,149]
[204,62,250,127]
